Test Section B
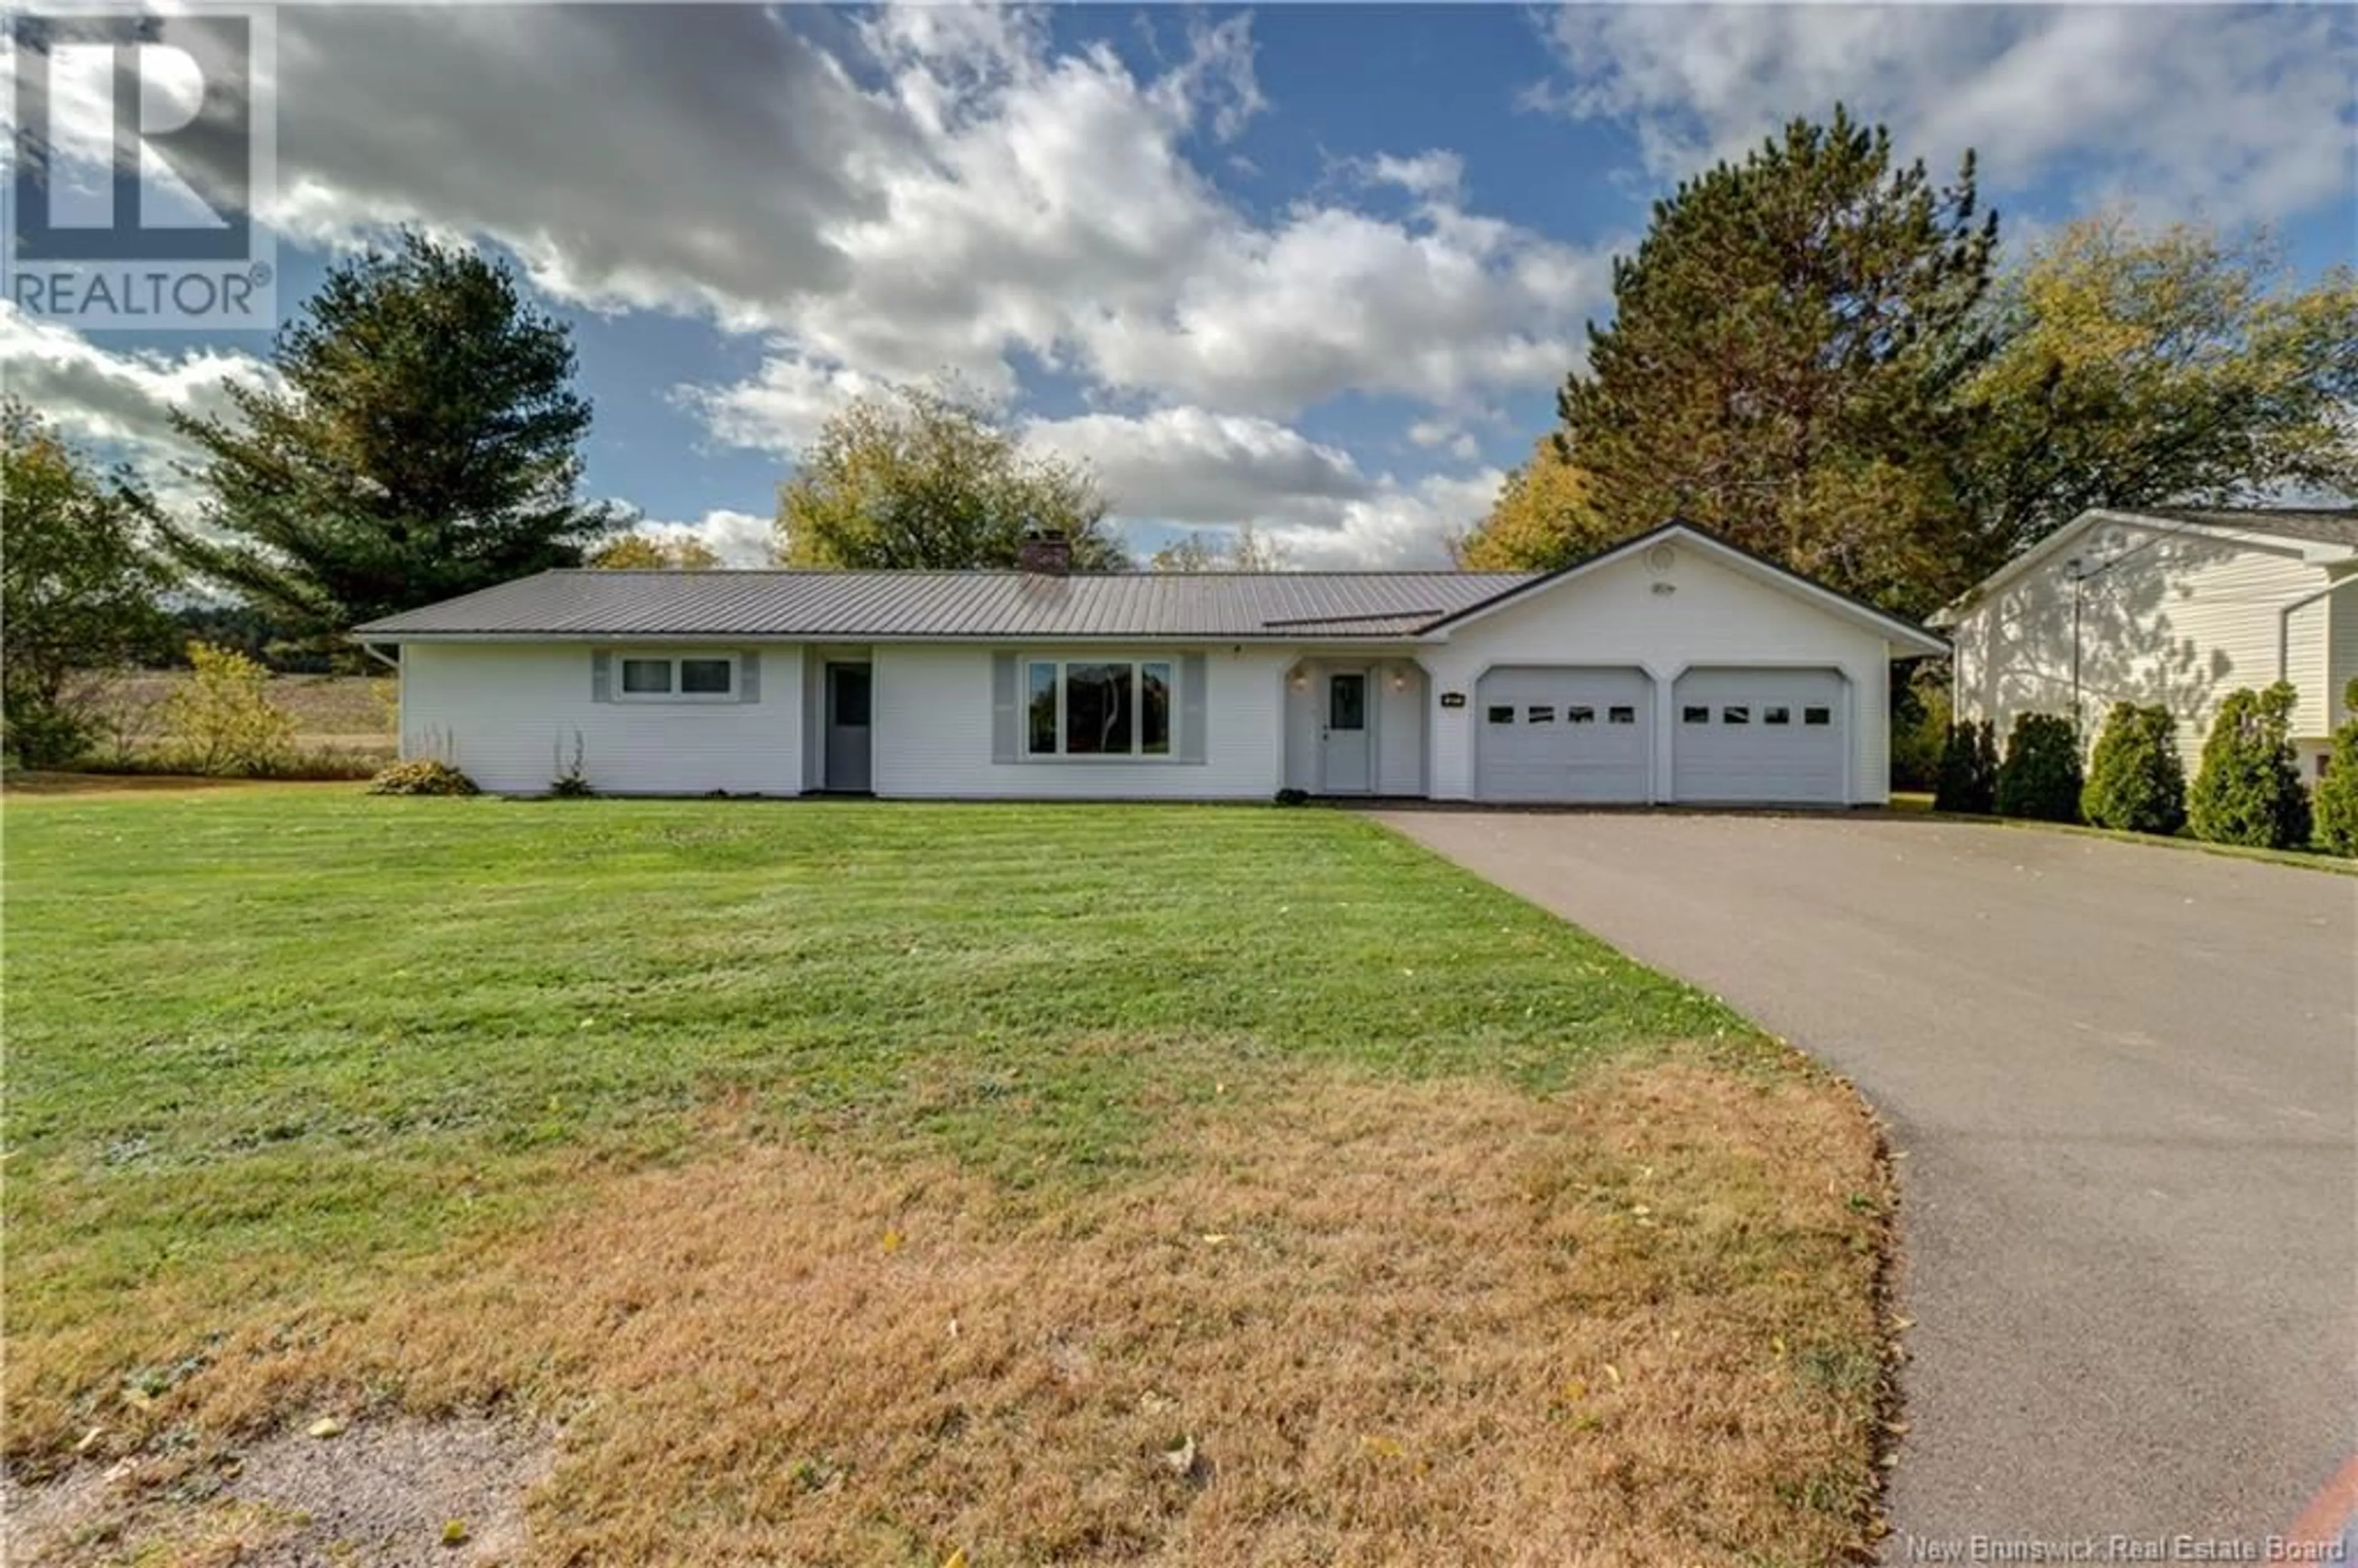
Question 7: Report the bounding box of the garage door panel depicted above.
[1477,666,1652,803]
[1672,669,1845,804]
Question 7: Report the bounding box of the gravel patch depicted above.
[3,1416,553,1566]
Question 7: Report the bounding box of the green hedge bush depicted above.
[1933,719,1999,813]
[1995,713,2082,822]
[2080,702,2186,836]
[2311,679,2358,858]
[2187,682,2311,849]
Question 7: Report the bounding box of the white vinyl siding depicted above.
[400,643,801,795]
[871,643,1290,799]
[1951,521,2343,771]
[1420,543,1894,804]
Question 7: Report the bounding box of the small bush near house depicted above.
[2189,682,2311,850]
[1889,663,1951,792]
[163,642,297,776]
[367,759,480,796]
[1994,713,2082,823]
[550,731,595,797]
[2308,679,2358,858]
[1933,719,1999,813]
[2080,702,2186,836]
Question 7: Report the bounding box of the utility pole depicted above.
[2067,556,2084,737]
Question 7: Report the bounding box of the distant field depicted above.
[79,670,398,767]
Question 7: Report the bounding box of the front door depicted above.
[824,662,873,793]
[1321,670,1371,793]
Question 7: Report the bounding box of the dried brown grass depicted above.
[82,1055,1893,1567]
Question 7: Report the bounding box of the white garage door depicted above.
[1671,669,1846,804]
[1476,666,1653,803]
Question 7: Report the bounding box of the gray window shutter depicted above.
[992,653,1018,763]
[591,650,612,703]
[1178,653,1207,764]
[737,648,761,704]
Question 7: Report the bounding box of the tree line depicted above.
[1455,108,2356,618]
[9,106,2354,767]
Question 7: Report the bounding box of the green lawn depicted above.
[4,789,1890,1563]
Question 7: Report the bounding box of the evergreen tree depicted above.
[1994,713,2082,823]
[2313,681,2358,858]
[2080,702,2187,836]
[1556,107,1998,616]
[1934,718,1999,813]
[2187,683,2312,849]
[166,231,617,641]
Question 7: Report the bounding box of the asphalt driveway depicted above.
[1376,809,2357,1553]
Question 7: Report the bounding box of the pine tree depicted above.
[1556,107,1998,616]
[2080,702,2186,836]
[2314,681,2358,858]
[2187,683,2312,849]
[166,231,617,642]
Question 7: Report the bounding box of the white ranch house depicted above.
[1937,506,2358,778]
[357,522,1944,806]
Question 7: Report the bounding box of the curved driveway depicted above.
[1377,809,2356,1553]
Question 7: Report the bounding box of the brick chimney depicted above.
[1018,527,1072,576]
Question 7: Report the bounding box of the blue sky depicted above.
[7,4,2353,566]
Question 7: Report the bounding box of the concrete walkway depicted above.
[1377,809,2357,1554]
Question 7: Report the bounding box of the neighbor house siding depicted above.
[1420,543,1895,804]
[400,642,803,795]
[1950,521,2338,770]
[868,643,1291,799]
[2328,575,2358,725]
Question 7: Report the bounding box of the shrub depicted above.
[1932,719,1999,813]
[1994,713,2082,823]
[2,701,91,769]
[2080,702,2186,836]
[1889,664,1950,793]
[368,758,480,796]
[550,731,595,797]
[2188,682,2311,850]
[1272,787,1309,807]
[2315,680,2358,858]
[164,642,295,776]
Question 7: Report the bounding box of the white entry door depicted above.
[1321,670,1372,793]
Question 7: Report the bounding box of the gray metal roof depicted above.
[355,568,1543,640]
[2131,506,2358,548]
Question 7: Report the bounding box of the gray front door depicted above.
[824,662,872,793]
[1321,670,1371,793]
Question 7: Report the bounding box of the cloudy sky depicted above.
[5,4,2354,567]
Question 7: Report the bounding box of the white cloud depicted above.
[0,305,273,457]
[636,509,775,569]
[1259,469,1507,569]
[1530,6,2356,227]
[1024,406,1368,527]
[680,352,899,456]
[209,6,1603,419]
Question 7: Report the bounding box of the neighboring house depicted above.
[356,521,1943,805]
[1937,507,2358,780]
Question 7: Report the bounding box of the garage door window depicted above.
[1609,705,1636,724]
[1487,705,1515,724]
[1567,705,1594,723]
[1764,706,1790,725]
[1722,707,1749,724]
[1683,705,1709,723]
[1804,707,1831,726]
